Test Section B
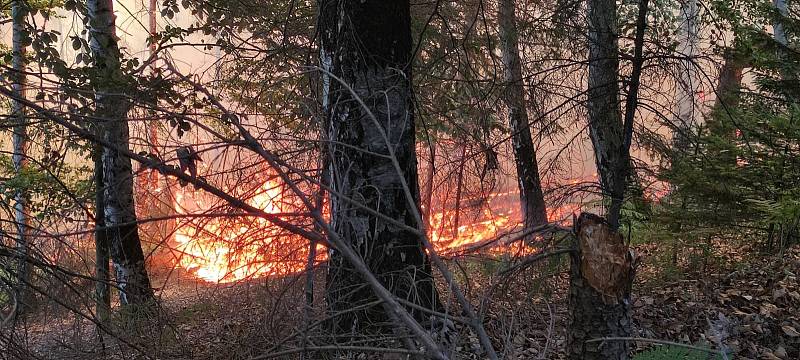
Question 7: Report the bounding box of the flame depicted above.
[173,181,325,283]
[171,174,657,283]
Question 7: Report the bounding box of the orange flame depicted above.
[171,176,630,283]
[173,181,325,283]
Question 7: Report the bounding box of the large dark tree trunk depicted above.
[320,0,440,336]
[498,0,548,230]
[88,0,154,307]
[567,213,635,360]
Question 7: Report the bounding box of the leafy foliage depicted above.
[655,0,800,251]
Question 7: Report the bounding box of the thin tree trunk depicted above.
[453,146,466,238]
[669,0,699,265]
[422,143,436,231]
[774,0,788,48]
[148,0,159,187]
[708,51,745,137]
[94,145,111,323]
[11,0,31,315]
[498,0,548,229]
[320,0,440,336]
[87,0,154,307]
[705,47,746,170]
[586,0,626,228]
[673,0,699,153]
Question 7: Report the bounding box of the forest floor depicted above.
[11,243,800,359]
[489,244,800,360]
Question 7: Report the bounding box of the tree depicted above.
[673,0,700,153]
[87,0,154,307]
[10,0,31,315]
[585,0,626,229]
[319,0,440,336]
[498,0,548,230]
[567,0,648,358]
[661,0,800,253]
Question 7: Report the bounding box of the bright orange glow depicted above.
[173,181,325,283]
[171,175,645,283]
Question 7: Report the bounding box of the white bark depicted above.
[673,0,700,151]
[87,0,153,306]
[11,0,30,309]
[774,0,788,47]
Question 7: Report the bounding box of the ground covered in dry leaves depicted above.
[10,245,800,359]
[486,245,800,359]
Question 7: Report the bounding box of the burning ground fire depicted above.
[172,180,326,283]
[170,175,662,283]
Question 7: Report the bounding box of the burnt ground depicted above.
[6,245,799,359]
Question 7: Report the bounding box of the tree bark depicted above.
[567,213,635,360]
[673,0,699,153]
[498,0,548,229]
[774,0,788,47]
[421,143,436,231]
[570,0,646,357]
[11,0,31,315]
[586,0,626,228]
[320,0,440,336]
[94,144,111,323]
[706,48,746,168]
[87,0,154,307]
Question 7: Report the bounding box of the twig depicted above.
[251,345,425,359]
[587,337,729,355]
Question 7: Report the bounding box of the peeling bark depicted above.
[88,0,154,307]
[498,0,548,229]
[320,0,440,336]
[567,213,635,360]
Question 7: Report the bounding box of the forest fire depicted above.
[172,181,326,283]
[171,180,589,283]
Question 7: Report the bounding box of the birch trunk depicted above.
[673,0,700,152]
[11,0,31,314]
[320,0,440,335]
[498,0,548,229]
[94,145,110,322]
[87,0,154,307]
[774,0,788,47]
